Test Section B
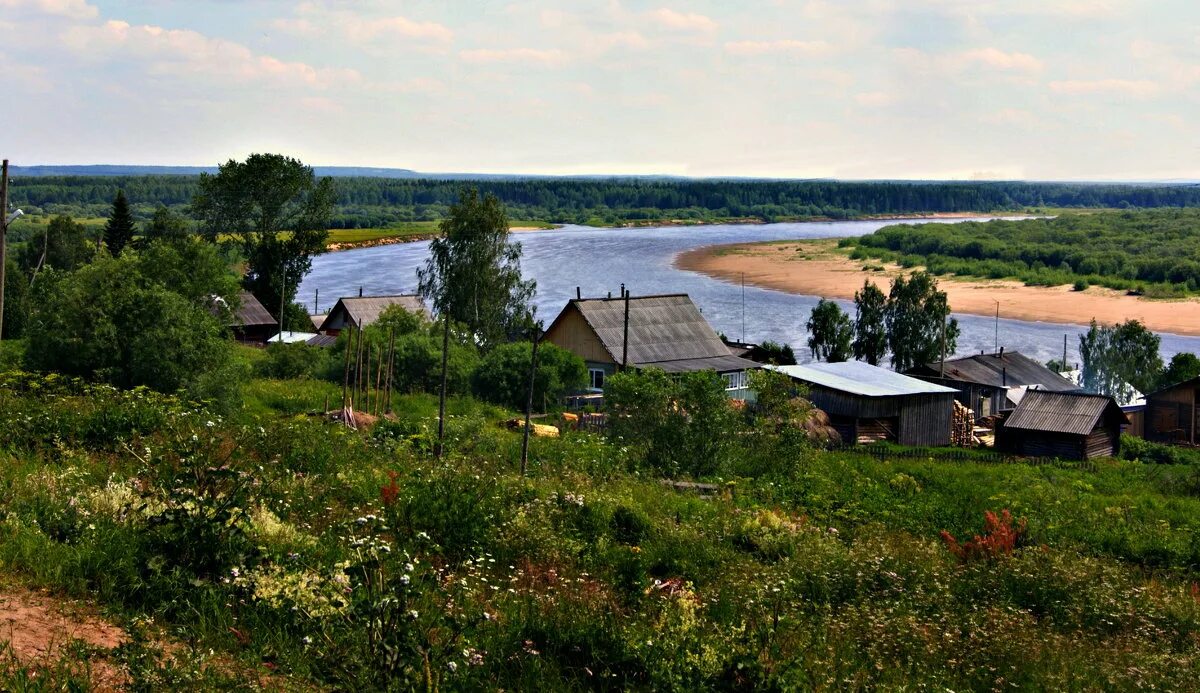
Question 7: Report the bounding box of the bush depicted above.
[1073,279,1089,291]
[471,341,586,411]
[256,342,329,379]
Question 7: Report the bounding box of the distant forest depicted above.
[846,208,1200,297]
[10,175,1200,229]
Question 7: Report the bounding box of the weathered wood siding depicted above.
[1146,384,1197,444]
[897,393,954,447]
[544,306,616,366]
[997,425,1117,460]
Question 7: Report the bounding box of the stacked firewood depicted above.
[951,401,978,447]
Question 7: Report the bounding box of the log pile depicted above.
[952,401,978,447]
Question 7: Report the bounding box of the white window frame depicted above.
[588,368,606,390]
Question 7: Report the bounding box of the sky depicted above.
[2,0,1198,179]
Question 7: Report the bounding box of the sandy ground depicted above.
[675,239,1200,336]
[0,587,127,689]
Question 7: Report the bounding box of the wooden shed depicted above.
[908,350,1077,421]
[222,291,277,344]
[767,361,957,447]
[543,293,760,398]
[996,390,1126,460]
[318,295,428,336]
[1145,377,1200,445]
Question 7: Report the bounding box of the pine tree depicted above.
[103,190,136,256]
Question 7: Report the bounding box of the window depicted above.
[722,371,747,391]
[589,368,606,390]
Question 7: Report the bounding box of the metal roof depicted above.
[1003,390,1123,435]
[649,354,761,374]
[319,295,427,332]
[232,291,277,328]
[306,334,338,348]
[268,331,320,344]
[768,361,958,397]
[915,351,1077,392]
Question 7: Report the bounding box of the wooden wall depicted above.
[898,393,954,447]
[997,424,1118,460]
[1146,384,1197,444]
[544,306,616,366]
[806,387,953,447]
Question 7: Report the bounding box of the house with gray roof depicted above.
[543,293,759,397]
[768,361,957,446]
[996,390,1126,460]
[907,349,1078,420]
[318,295,428,335]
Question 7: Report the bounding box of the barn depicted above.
[1145,376,1200,445]
[996,390,1126,460]
[908,350,1078,421]
[767,361,956,447]
[318,295,428,336]
[222,291,277,344]
[543,293,759,398]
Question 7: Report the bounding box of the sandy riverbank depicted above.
[675,239,1200,337]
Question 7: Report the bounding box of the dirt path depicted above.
[0,587,127,689]
[675,239,1200,336]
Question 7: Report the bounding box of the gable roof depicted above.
[1148,375,1200,398]
[319,295,427,332]
[232,291,277,328]
[547,293,758,372]
[915,351,1077,392]
[769,361,957,398]
[1003,390,1125,435]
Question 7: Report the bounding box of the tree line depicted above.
[847,209,1200,297]
[11,175,1200,228]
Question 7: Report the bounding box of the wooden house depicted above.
[318,295,427,336]
[767,361,957,447]
[223,291,277,344]
[543,293,760,397]
[996,390,1126,460]
[908,350,1077,420]
[1145,377,1200,445]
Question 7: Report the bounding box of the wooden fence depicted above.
[836,443,1098,472]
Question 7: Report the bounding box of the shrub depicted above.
[256,342,329,379]
[1073,279,1089,291]
[940,509,1028,563]
[471,341,586,411]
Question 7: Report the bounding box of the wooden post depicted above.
[621,287,631,370]
[939,316,947,378]
[385,326,396,415]
[278,266,287,344]
[0,159,7,343]
[341,326,353,411]
[436,313,450,459]
[363,343,372,416]
[520,325,542,476]
[354,322,365,409]
[374,348,383,416]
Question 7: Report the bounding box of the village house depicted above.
[767,361,957,447]
[995,390,1126,460]
[1144,376,1200,445]
[543,293,760,398]
[907,349,1078,421]
[317,294,428,336]
[220,291,277,344]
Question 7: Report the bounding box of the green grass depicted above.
[1,371,1199,689]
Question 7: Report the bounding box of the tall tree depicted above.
[1080,319,1163,399]
[852,280,888,365]
[192,154,335,323]
[417,188,535,349]
[885,271,959,373]
[806,299,853,362]
[18,215,94,277]
[142,205,190,244]
[103,190,136,256]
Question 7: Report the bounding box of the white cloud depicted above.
[647,8,717,33]
[271,6,452,44]
[1049,79,1160,97]
[0,0,97,19]
[63,20,362,90]
[854,91,895,107]
[459,47,567,66]
[981,108,1040,127]
[961,47,1043,73]
[724,39,832,57]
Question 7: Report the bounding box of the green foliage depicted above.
[192,153,335,321]
[885,271,959,373]
[755,340,796,365]
[141,205,190,244]
[103,189,136,256]
[256,342,330,380]
[22,250,238,405]
[806,299,853,362]
[1080,319,1163,399]
[850,209,1200,295]
[16,214,95,275]
[471,340,586,411]
[2,258,30,339]
[417,188,536,348]
[1160,352,1200,389]
[605,368,739,478]
[852,280,888,365]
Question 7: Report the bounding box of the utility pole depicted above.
[939,316,947,378]
[0,159,8,343]
[621,286,631,370]
[520,321,542,476]
[741,272,746,343]
[1062,334,1068,372]
[277,264,287,343]
[436,312,450,459]
[993,300,1000,355]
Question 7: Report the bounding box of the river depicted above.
[300,219,1200,366]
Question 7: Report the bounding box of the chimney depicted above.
[998,346,1004,359]
[620,283,625,298]
[358,286,363,297]
[576,286,581,300]
[1002,367,1007,387]
[607,291,612,299]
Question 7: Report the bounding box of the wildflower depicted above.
[447,662,458,673]
[404,562,414,572]
[408,610,419,620]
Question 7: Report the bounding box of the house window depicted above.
[589,368,606,390]
[722,371,747,391]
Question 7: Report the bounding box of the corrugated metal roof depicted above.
[306,334,338,348]
[1003,390,1121,435]
[319,295,427,331]
[268,331,319,344]
[647,354,761,374]
[916,351,1077,392]
[309,314,328,330]
[768,361,958,397]
[233,291,277,328]
[569,294,734,365]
